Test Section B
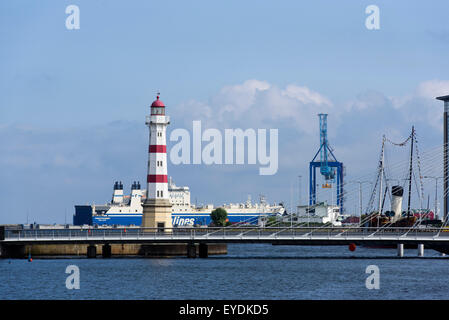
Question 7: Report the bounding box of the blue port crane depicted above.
[309,114,344,212]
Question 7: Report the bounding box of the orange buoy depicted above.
[349,243,356,252]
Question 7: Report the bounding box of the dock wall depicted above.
[0,243,227,258]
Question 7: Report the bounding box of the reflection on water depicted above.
[148,259,175,267]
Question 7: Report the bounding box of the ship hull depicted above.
[91,212,264,227]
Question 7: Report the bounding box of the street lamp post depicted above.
[423,176,443,220]
[347,181,372,216]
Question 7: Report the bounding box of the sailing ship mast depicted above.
[378,136,386,215]
[406,126,415,217]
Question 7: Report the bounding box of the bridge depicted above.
[2,226,449,258]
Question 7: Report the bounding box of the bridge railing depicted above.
[2,226,447,241]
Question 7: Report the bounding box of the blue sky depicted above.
[1,1,449,224]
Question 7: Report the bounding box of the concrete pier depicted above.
[418,244,424,257]
[87,245,97,258]
[397,243,404,257]
[0,243,227,258]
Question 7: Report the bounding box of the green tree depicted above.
[210,207,228,226]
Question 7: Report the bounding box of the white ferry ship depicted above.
[74,178,285,226]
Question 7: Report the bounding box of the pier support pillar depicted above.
[397,244,404,257]
[0,244,3,258]
[418,244,424,257]
[102,244,111,258]
[87,245,97,258]
[187,243,197,258]
[199,243,208,258]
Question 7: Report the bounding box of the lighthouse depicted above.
[141,94,173,231]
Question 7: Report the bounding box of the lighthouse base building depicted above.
[142,199,173,231]
[141,95,173,232]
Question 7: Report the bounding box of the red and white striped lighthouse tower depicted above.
[141,94,172,231]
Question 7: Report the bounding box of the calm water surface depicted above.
[0,244,448,299]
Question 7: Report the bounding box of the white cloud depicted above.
[170,79,447,179]
[387,80,449,131]
[282,84,332,106]
[174,80,334,135]
[416,80,449,99]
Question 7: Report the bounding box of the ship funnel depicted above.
[391,185,403,223]
[130,180,142,207]
[131,181,142,193]
[112,181,124,204]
